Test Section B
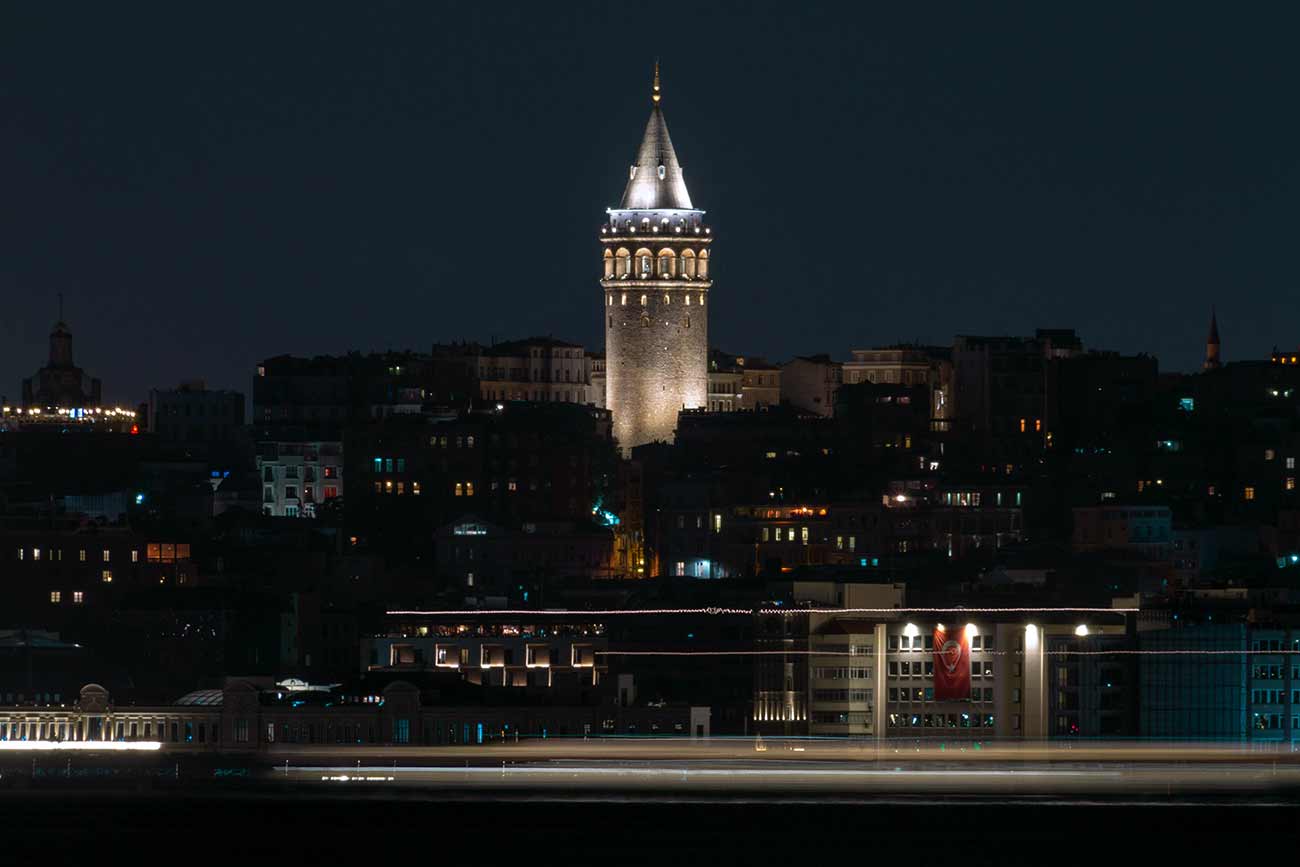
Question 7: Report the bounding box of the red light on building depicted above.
[130,424,139,435]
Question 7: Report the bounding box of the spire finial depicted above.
[652,59,661,105]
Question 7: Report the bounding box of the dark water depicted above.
[4,790,1296,864]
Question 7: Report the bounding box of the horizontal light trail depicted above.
[387,608,751,617]
[298,765,1120,779]
[762,607,1138,615]
[387,606,1138,617]
[0,740,162,751]
[597,649,1300,657]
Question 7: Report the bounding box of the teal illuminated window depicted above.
[1179,397,1195,412]
[373,457,382,473]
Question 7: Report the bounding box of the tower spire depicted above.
[1203,306,1221,371]
[652,59,661,104]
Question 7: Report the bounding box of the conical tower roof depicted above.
[618,64,693,211]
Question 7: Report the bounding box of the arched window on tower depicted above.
[620,292,627,305]
[698,249,710,280]
[681,248,696,279]
[615,248,631,278]
[603,249,614,280]
[640,293,648,307]
[657,248,676,278]
[663,293,671,305]
[636,248,653,278]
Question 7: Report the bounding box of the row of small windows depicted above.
[890,687,1001,704]
[262,465,338,481]
[603,248,710,280]
[374,480,422,495]
[889,712,997,729]
[430,435,476,449]
[18,546,187,564]
[608,291,705,307]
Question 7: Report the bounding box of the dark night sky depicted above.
[2,3,1297,403]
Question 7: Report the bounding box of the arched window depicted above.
[685,293,692,306]
[663,293,671,305]
[698,293,705,306]
[685,316,691,328]
[603,249,614,279]
[635,248,653,278]
[615,248,631,278]
[681,248,696,279]
[698,249,710,280]
[657,248,676,278]
[640,293,648,307]
[620,292,627,306]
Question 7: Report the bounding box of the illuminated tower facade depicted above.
[601,65,712,454]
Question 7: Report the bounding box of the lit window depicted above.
[1019,418,1026,433]
[102,549,111,563]
[1288,478,1296,492]
[32,548,40,562]
[466,482,475,497]
[848,535,856,552]
[640,294,648,307]
[1266,449,1276,461]
[801,527,809,543]
[411,482,420,496]
[16,548,22,561]
[1034,419,1042,432]
[50,591,61,604]
[79,549,86,562]
[761,527,769,542]
[131,549,139,563]
[102,570,113,583]
[73,592,84,604]
[508,480,518,492]
[384,481,393,493]
[1288,457,1296,469]
[620,293,627,306]
[373,457,382,473]
[467,436,475,448]
[396,481,405,495]
[455,483,463,497]
[1245,487,1256,501]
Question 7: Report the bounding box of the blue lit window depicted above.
[1179,397,1195,412]
[373,457,382,473]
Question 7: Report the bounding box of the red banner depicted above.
[933,625,970,700]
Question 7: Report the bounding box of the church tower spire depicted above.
[1203,307,1221,371]
[601,64,712,454]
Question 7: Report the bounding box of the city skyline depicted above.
[2,4,1297,403]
